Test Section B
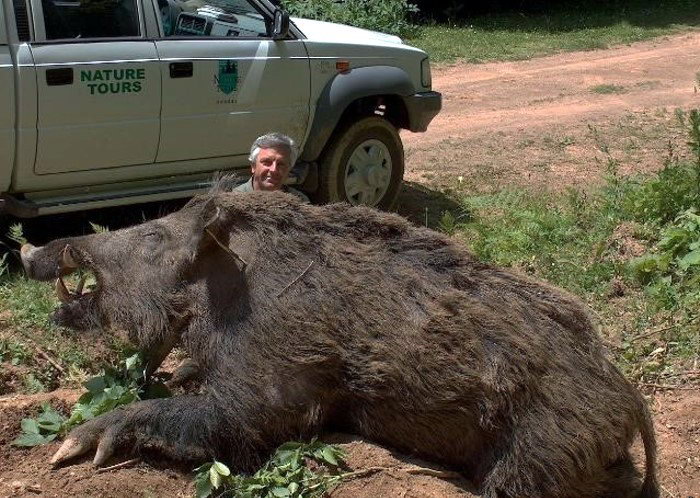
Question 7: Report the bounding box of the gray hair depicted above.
[249,132,298,166]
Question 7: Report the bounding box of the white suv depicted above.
[0,0,441,216]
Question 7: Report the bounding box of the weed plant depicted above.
[194,440,347,498]
[12,353,170,447]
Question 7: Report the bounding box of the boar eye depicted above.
[142,231,162,241]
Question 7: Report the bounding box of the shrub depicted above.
[283,0,418,36]
[621,110,700,225]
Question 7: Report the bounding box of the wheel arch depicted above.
[300,65,414,163]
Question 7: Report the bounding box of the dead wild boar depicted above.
[20,191,658,498]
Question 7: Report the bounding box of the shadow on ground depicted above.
[396,181,464,230]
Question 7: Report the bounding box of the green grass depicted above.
[408,0,700,63]
[0,272,130,393]
[590,84,627,94]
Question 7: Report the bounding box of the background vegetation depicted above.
[282,0,700,62]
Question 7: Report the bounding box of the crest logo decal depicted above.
[215,60,238,95]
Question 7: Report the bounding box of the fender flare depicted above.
[300,65,415,162]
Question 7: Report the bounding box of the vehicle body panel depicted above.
[31,42,162,174]
[156,38,310,163]
[0,3,14,191]
[0,0,440,215]
[11,42,38,193]
[28,0,162,175]
[292,17,402,46]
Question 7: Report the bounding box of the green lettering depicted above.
[80,70,93,82]
[97,83,109,94]
[92,70,104,81]
[113,69,125,81]
[87,83,98,94]
[109,82,120,93]
[136,68,145,80]
[122,81,132,92]
[125,69,136,80]
[131,81,142,92]
[102,69,112,81]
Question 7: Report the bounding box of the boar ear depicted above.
[188,201,248,269]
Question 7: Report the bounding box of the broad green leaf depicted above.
[212,461,231,477]
[105,385,127,400]
[77,391,94,405]
[680,249,700,269]
[37,404,65,432]
[209,465,222,489]
[321,446,339,466]
[287,482,299,495]
[271,487,290,497]
[276,442,303,452]
[125,353,141,372]
[20,418,40,434]
[274,449,298,466]
[84,376,106,394]
[12,432,50,447]
[195,477,213,498]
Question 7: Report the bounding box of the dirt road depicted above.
[402,31,700,194]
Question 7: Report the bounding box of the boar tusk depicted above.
[55,278,74,303]
[75,275,86,295]
[61,245,79,271]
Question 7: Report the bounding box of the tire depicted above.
[317,117,404,210]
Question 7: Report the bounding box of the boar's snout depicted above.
[21,242,80,281]
[20,243,46,280]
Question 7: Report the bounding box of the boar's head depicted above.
[20,195,247,373]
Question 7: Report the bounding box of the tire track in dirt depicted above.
[402,32,700,191]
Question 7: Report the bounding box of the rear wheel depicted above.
[317,117,404,210]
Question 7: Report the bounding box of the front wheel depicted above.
[317,117,404,210]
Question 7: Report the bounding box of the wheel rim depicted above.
[343,139,393,206]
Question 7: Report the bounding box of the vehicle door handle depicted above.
[169,62,193,78]
[46,67,74,86]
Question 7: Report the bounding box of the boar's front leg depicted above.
[51,394,257,468]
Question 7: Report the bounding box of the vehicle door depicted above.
[154,0,310,165]
[30,0,161,174]
[0,2,14,185]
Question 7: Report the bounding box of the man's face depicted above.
[251,146,292,191]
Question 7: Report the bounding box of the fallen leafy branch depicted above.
[12,353,170,447]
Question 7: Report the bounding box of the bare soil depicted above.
[0,390,697,497]
[3,32,700,497]
[399,31,700,202]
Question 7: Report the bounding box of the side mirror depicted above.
[272,8,290,40]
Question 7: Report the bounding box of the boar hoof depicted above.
[51,411,129,467]
[50,437,94,466]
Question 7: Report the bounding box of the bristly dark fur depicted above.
[22,191,659,498]
[207,171,243,194]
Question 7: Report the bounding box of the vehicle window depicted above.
[159,0,270,38]
[41,0,140,40]
[13,0,31,41]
